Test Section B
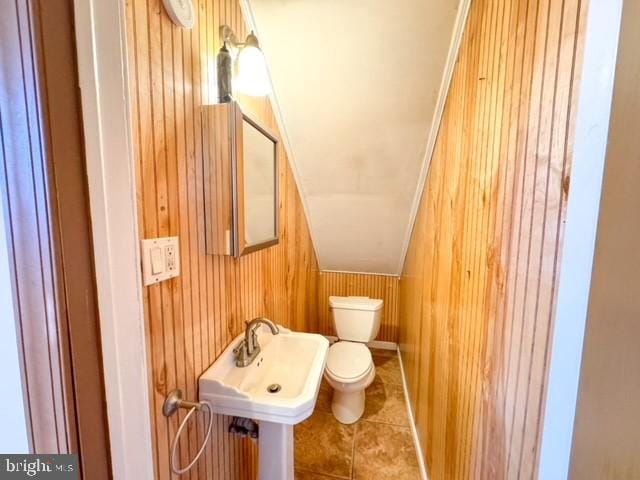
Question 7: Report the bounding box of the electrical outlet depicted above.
[166,245,176,271]
[141,236,180,285]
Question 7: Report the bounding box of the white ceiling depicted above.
[247,0,461,274]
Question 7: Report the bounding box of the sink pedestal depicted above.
[259,421,294,480]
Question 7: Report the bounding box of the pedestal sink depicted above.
[199,325,329,480]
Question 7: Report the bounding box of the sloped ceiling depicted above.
[246,0,462,274]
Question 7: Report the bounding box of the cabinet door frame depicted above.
[233,106,280,257]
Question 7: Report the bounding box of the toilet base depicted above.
[331,389,366,424]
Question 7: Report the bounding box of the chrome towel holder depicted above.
[163,389,213,475]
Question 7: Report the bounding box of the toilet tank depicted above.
[329,296,383,342]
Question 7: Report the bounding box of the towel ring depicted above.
[163,389,213,475]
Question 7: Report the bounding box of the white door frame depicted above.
[538,0,624,478]
[73,1,154,479]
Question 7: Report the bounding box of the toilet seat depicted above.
[326,341,373,382]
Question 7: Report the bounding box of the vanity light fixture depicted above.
[216,25,270,102]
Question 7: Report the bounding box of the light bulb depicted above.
[235,43,270,97]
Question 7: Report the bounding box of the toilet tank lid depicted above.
[329,296,383,311]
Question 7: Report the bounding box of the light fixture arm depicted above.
[219,25,260,51]
[220,25,240,47]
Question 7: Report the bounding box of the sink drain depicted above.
[266,383,281,394]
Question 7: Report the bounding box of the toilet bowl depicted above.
[324,296,383,424]
[324,341,376,424]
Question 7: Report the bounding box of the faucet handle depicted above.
[250,326,259,348]
[233,339,247,356]
[234,339,254,367]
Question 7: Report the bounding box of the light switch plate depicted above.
[141,236,180,286]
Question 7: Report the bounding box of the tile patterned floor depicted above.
[294,348,421,479]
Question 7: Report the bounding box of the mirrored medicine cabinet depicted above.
[202,101,279,257]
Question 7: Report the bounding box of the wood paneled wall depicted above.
[399,0,587,478]
[317,272,399,342]
[125,1,318,478]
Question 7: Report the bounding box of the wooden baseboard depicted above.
[397,347,429,480]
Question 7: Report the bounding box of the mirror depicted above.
[202,102,279,257]
[242,118,277,249]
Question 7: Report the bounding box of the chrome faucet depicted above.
[233,317,279,367]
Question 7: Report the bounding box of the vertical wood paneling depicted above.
[398,0,587,478]
[317,272,399,343]
[125,0,318,478]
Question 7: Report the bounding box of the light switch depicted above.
[141,236,180,286]
[151,247,163,275]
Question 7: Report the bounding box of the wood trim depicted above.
[397,348,428,480]
[234,102,247,256]
[0,0,112,476]
[72,0,156,475]
[399,0,588,477]
[33,1,112,475]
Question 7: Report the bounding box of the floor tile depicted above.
[372,354,403,385]
[369,347,397,358]
[300,351,419,479]
[353,421,420,479]
[295,469,347,480]
[294,411,355,478]
[315,377,333,413]
[362,381,409,426]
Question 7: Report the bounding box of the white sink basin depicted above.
[199,325,329,424]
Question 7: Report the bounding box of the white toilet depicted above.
[324,296,383,424]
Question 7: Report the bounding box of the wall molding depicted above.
[395,0,472,275]
[398,348,428,480]
[73,0,154,478]
[320,269,400,278]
